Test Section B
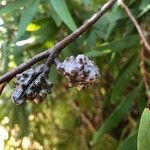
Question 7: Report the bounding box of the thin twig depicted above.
[71,101,96,133]
[0,0,116,84]
[0,82,7,94]
[120,0,150,54]
[140,48,150,107]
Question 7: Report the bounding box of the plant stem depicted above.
[120,0,150,54]
[0,0,116,84]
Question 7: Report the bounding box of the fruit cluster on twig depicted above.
[12,54,100,105]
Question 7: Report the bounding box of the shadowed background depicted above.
[0,0,150,149]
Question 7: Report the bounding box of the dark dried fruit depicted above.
[12,65,53,105]
[56,54,100,89]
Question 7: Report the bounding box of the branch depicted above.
[0,0,116,84]
[120,0,150,54]
[71,101,96,133]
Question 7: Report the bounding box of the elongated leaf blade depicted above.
[85,49,111,58]
[47,2,62,27]
[50,0,77,31]
[85,35,140,58]
[110,56,139,103]
[138,108,150,150]
[15,0,40,41]
[95,35,140,52]
[92,83,142,145]
[117,131,138,150]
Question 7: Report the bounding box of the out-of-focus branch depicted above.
[0,0,116,85]
[120,0,150,54]
[71,102,96,133]
[140,48,150,107]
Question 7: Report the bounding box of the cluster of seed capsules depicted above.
[12,54,100,105]
[56,54,100,89]
[12,65,53,105]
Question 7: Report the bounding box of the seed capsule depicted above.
[56,54,100,89]
[12,65,53,105]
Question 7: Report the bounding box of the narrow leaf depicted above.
[50,0,77,31]
[110,56,139,103]
[117,131,138,150]
[47,2,62,27]
[85,35,140,58]
[86,30,97,50]
[15,0,40,41]
[95,35,140,52]
[92,83,142,145]
[85,49,111,58]
[138,108,150,150]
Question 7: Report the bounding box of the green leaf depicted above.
[47,1,62,27]
[85,49,111,58]
[110,56,139,103]
[85,35,140,58]
[82,0,91,6]
[94,8,126,39]
[139,0,150,10]
[13,46,24,65]
[145,58,150,66]
[85,35,139,59]
[138,4,150,17]
[138,0,150,17]
[138,108,150,150]
[20,104,29,136]
[15,0,40,41]
[11,104,29,136]
[91,83,142,145]
[48,65,58,84]
[50,0,77,31]
[95,35,140,52]
[33,19,57,43]
[117,131,138,150]
[94,134,118,150]
[86,30,97,50]
[0,0,31,15]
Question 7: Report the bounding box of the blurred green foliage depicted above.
[0,0,150,149]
